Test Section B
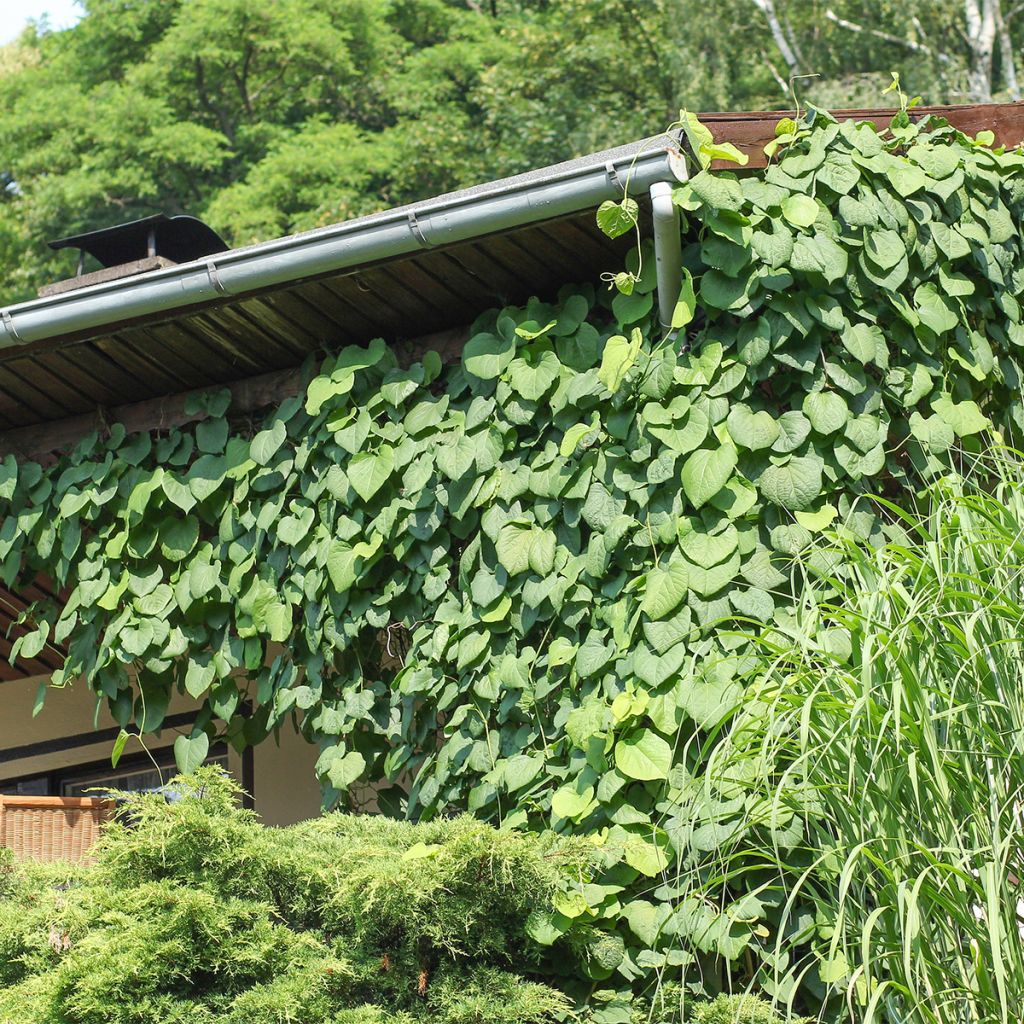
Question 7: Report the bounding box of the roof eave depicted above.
[0,136,685,351]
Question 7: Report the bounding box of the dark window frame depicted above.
[0,743,229,798]
[0,708,256,808]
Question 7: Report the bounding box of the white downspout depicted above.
[650,180,683,332]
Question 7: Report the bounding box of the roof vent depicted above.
[40,214,229,298]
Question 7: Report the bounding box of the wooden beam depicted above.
[702,101,1024,169]
[0,325,471,462]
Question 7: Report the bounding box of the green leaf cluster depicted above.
[2,109,1023,1012]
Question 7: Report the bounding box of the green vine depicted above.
[2,107,1023,1012]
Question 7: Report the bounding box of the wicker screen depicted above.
[0,795,113,863]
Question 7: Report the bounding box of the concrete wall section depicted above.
[252,723,324,826]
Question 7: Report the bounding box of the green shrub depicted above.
[691,994,805,1024]
[0,768,591,1024]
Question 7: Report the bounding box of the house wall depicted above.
[250,723,323,825]
[0,675,322,826]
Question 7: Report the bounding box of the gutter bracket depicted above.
[605,161,626,192]
[408,210,432,249]
[650,180,684,334]
[206,259,229,296]
[1,310,23,345]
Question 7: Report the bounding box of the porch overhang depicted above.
[0,103,1019,457]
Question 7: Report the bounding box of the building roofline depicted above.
[4,101,1022,354]
[0,133,685,352]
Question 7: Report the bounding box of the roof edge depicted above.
[0,136,684,352]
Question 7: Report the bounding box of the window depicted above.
[60,751,229,798]
[0,746,229,798]
[1,776,49,797]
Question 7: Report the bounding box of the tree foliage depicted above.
[3,0,1023,302]
[0,0,717,300]
[751,0,1023,106]
[2,108,1023,1014]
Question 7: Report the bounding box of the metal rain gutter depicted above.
[0,141,687,351]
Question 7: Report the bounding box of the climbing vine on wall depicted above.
[1,108,1023,1011]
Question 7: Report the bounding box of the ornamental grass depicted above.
[692,453,1024,1023]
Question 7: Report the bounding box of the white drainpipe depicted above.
[650,180,683,332]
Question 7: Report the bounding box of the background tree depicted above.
[0,0,1020,303]
[748,0,1023,104]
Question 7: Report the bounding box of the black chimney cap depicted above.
[48,214,229,268]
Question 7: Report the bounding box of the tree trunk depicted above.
[752,0,802,76]
[997,0,1021,99]
[964,0,998,101]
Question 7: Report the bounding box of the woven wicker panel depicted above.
[0,796,113,863]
